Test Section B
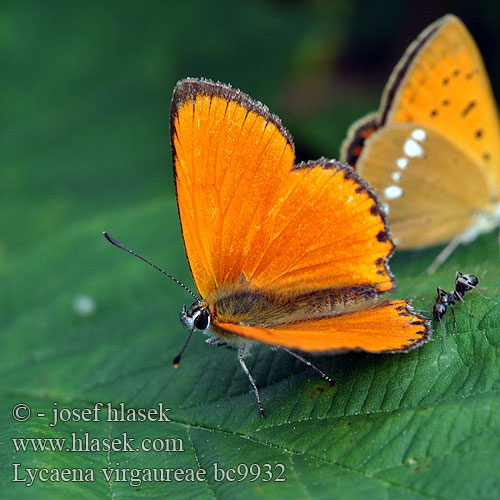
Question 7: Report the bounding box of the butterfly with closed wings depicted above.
[341,14,500,274]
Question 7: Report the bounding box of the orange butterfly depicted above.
[106,78,431,416]
[341,14,500,274]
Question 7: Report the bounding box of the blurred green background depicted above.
[3,0,500,257]
[2,1,500,498]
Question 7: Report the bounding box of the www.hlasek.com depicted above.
[11,401,286,487]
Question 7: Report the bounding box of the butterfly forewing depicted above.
[171,79,295,298]
[171,80,394,299]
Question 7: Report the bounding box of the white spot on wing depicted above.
[403,138,424,157]
[396,158,408,169]
[391,172,401,182]
[383,185,403,200]
[411,128,427,141]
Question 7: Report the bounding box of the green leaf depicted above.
[2,198,499,499]
[3,2,500,498]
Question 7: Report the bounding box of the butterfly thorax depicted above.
[205,281,381,335]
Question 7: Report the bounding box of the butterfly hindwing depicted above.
[215,300,428,353]
[357,123,492,248]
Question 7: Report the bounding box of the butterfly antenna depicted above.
[103,232,200,302]
[173,326,195,368]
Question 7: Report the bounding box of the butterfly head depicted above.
[174,300,211,368]
[180,300,211,332]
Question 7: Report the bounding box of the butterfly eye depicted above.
[180,302,210,330]
[193,309,210,330]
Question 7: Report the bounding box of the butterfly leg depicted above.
[282,348,337,385]
[205,336,232,349]
[426,233,464,275]
[237,345,265,418]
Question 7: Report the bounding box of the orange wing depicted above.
[340,14,500,253]
[171,79,394,299]
[380,14,500,191]
[171,79,295,298]
[342,15,500,187]
[216,300,429,353]
[234,159,394,294]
